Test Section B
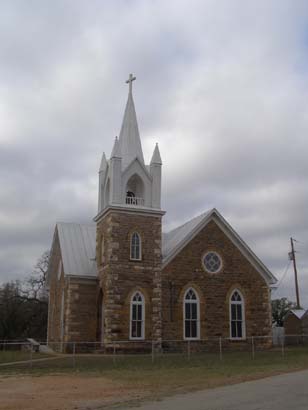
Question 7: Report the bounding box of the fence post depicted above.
[72,342,76,369]
[219,337,222,361]
[151,340,155,364]
[187,340,191,361]
[281,336,285,358]
[29,344,33,369]
[251,336,255,360]
[113,342,116,365]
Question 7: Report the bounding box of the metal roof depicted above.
[289,309,307,320]
[57,222,97,277]
[162,211,211,260]
[55,209,276,286]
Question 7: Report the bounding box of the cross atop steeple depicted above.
[126,73,136,94]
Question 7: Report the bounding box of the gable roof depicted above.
[162,208,277,285]
[50,208,277,286]
[288,309,307,320]
[56,222,97,278]
[162,211,211,260]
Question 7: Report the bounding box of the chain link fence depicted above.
[0,335,307,371]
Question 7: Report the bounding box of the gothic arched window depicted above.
[230,290,245,339]
[130,232,141,260]
[183,288,200,339]
[125,174,145,206]
[130,291,145,339]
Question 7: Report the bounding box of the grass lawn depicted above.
[97,347,308,395]
[1,346,308,398]
[0,350,48,364]
[0,347,308,408]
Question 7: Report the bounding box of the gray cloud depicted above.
[1,0,308,307]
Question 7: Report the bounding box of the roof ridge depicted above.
[56,221,96,226]
[164,210,212,236]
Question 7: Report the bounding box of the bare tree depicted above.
[23,251,49,300]
[0,251,50,340]
[272,297,296,327]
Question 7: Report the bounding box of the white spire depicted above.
[111,136,121,159]
[99,152,107,172]
[150,143,162,165]
[118,74,145,169]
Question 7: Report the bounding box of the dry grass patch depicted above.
[0,347,308,409]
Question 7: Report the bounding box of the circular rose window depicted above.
[202,252,222,273]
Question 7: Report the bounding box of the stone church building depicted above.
[47,75,277,348]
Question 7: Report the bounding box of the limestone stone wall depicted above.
[97,209,162,343]
[47,230,99,347]
[161,220,272,341]
[47,230,67,346]
[49,213,273,348]
[64,277,98,343]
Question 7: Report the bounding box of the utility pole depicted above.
[289,237,301,309]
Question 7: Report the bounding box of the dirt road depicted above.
[0,374,147,410]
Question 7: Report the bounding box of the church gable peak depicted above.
[162,209,277,285]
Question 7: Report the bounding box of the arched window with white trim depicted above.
[183,288,200,340]
[230,290,246,339]
[130,232,141,260]
[130,291,145,339]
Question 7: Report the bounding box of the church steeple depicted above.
[96,74,163,215]
[118,74,145,170]
[95,75,164,347]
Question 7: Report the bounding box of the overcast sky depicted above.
[0,0,307,307]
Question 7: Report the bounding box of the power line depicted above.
[276,259,291,289]
[292,238,305,246]
[290,237,301,309]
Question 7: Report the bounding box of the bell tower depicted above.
[97,74,162,212]
[94,74,164,345]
